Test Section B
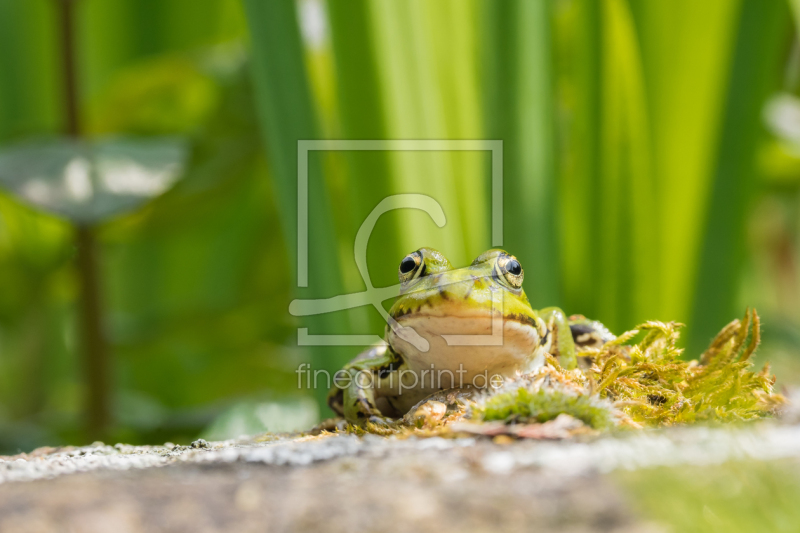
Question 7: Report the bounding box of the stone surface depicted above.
[1,421,799,532]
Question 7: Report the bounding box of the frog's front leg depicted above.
[538,307,577,370]
[328,346,402,425]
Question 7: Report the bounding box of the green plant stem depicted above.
[57,0,110,439]
[75,224,109,438]
[57,0,79,137]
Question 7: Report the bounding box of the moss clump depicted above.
[475,385,616,430]
[470,309,785,431]
[590,309,785,426]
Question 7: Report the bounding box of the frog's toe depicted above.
[310,417,345,434]
[367,415,395,426]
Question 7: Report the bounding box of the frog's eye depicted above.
[497,254,524,289]
[398,252,424,283]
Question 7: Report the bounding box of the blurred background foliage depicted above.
[1,0,800,452]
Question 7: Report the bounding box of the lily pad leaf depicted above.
[0,137,188,224]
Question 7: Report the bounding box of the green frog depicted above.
[327,248,614,424]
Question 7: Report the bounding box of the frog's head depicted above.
[387,248,546,377]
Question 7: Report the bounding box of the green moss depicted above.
[594,309,785,426]
[475,385,616,430]
[471,309,785,430]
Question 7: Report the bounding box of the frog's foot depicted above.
[310,417,346,434]
[367,415,395,427]
[406,400,448,426]
[403,388,477,426]
[361,417,402,436]
[346,390,402,429]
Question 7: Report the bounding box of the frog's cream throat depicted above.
[388,312,547,387]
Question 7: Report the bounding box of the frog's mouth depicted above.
[388,311,544,385]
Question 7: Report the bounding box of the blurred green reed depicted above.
[0,0,796,451]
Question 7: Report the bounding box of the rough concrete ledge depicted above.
[3,421,800,484]
[1,422,798,532]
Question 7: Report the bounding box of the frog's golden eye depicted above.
[398,252,423,283]
[497,254,524,289]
